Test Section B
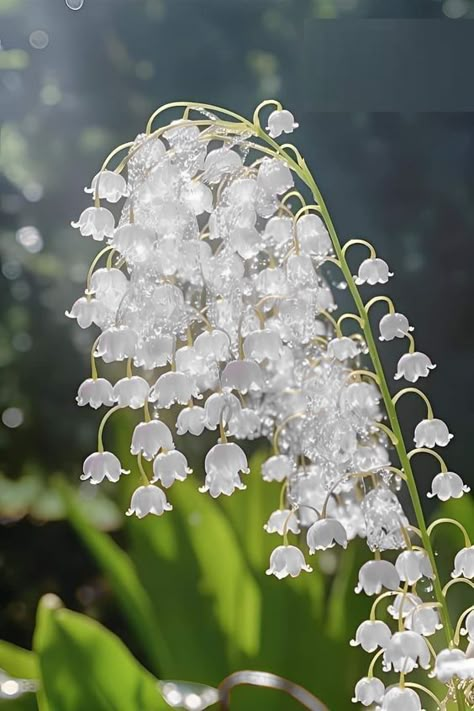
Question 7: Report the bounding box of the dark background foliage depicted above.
[1,0,473,704]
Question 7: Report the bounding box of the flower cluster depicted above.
[70,101,473,709]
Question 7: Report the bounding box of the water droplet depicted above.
[65,0,84,9]
[29,30,49,49]
[2,407,24,429]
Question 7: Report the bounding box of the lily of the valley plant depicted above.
[69,100,474,710]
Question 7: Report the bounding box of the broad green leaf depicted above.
[59,482,171,674]
[0,641,38,711]
[33,596,167,711]
[171,479,262,662]
[0,641,37,679]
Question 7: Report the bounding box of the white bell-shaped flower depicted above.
[203,147,242,184]
[176,406,207,436]
[89,268,128,305]
[394,352,436,383]
[395,550,433,585]
[200,442,249,498]
[113,376,150,409]
[387,593,421,622]
[95,326,137,363]
[264,509,300,535]
[227,408,260,439]
[354,258,393,285]
[76,378,115,409]
[126,484,172,518]
[263,216,293,246]
[295,214,331,256]
[66,296,107,329]
[404,606,441,636]
[327,337,359,361]
[204,392,241,430]
[414,418,453,448]
[350,620,392,652]
[286,254,317,287]
[461,610,474,642]
[306,518,348,553]
[152,450,192,488]
[81,451,129,484]
[265,109,299,139]
[262,454,295,482]
[112,224,155,264]
[71,206,115,241]
[433,648,469,683]
[379,312,413,341]
[266,545,312,579]
[256,158,293,195]
[194,329,230,362]
[221,359,264,393]
[149,372,199,408]
[452,545,474,578]
[382,631,430,673]
[84,170,128,202]
[181,181,213,215]
[131,420,174,460]
[376,687,423,711]
[134,335,175,369]
[243,329,282,362]
[427,471,470,501]
[355,560,400,595]
[352,677,385,706]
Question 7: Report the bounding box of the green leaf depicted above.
[59,481,171,674]
[0,641,37,679]
[0,641,38,711]
[33,596,167,711]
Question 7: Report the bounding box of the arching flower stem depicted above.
[97,405,123,453]
[392,388,434,420]
[428,518,471,548]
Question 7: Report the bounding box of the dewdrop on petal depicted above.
[413,418,453,448]
[71,206,115,241]
[376,687,423,711]
[352,677,385,707]
[452,545,474,578]
[354,258,393,286]
[265,109,298,139]
[81,451,129,485]
[355,560,400,595]
[264,509,300,535]
[427,472,470,501]
[76,378,115,409]
[84,170,128,202]
[350,620,392,653]
[266,545,312,579]
[379,312,413,341]
[394,352,436,383]
[126,485,172,519]
[130,420,174,460]
[306,518,348,553]
[152,450,192,488]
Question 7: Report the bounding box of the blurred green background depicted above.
[1,0,474,708]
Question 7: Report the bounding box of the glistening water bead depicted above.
[69,100,474,710]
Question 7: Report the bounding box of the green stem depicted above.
[298,170,464,710]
